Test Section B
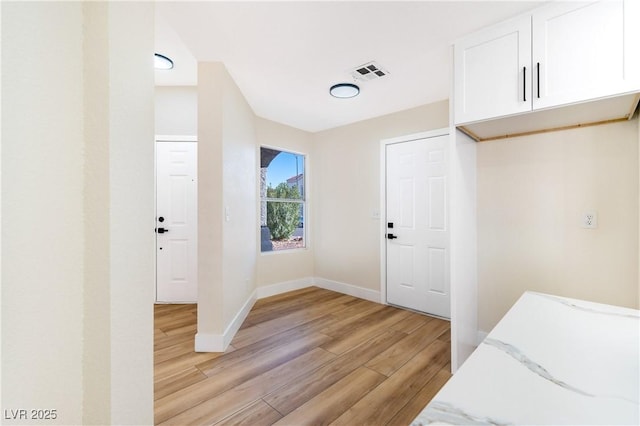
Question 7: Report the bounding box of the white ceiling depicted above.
[155,1,544,133]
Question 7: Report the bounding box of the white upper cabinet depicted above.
[454,0,640,126]
[533,1,639,110]
[454,16,532,124]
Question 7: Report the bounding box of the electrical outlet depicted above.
[581,211,597,229]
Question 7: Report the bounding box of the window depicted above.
[260,147,305,252]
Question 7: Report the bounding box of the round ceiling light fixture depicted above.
[329,83,360,98]
[154,53,174,70]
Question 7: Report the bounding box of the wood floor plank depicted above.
[153,288,452,426]
[321,303,402,340]
[386,367,452,425]
[321,308,413,355]
[201,328,331,379]
[263,329,406,416]
[230,324,271,348]
[155,308,197,328]
[273,367,387,426]
[320,299,387,335]
[255,294,354,335]
[330,339,450,426]
[155,309,196,327]
[154,303,196,316]
[230,295,351,349]
[154,339,197,365]
[156,316,198,334]
[389,312,433,334]
[161,348,335,426]
[250,287,321,310]
[197,316,335,376]
[232,312,340,350]
[154,329,197,351]
[214,400,283,426]
[154,367,208,401]
[163,322,197,336]
[155,332,332,424]
[365,318,450,377]
[154,349,230,382]
[438,328,451,343]
[243,289,342,327]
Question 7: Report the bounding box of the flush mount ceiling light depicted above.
[330,83,360,99]
[154,53,174,70]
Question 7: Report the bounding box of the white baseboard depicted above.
[313,277,382,303]
[195,289,257,352]
[223,290,257,348]
[256,277,314,299]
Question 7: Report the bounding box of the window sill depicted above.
[260,247,309,256]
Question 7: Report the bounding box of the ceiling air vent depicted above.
[351,61,389,82]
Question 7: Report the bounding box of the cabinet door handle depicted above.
[537,62,540,98]
[523,66,526,102]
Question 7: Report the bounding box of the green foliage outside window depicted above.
[266,183,300,240]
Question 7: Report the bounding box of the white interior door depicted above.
[156,141,198,303]
[385,135,450,318]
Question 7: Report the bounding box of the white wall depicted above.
[196,62,258,350]
[477,118,639,333]
[155,86,197,135]
[313,101,449,293]
[2,3,155,424]
[449,129,478,370]
[221,66,258,327]
[255,117,315,289]
[106,4,155,424]
[83,3,111,422]
[2,4,84,422]
[197,62,225,345]
[0,0,4,409]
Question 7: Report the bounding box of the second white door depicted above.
[156,141,198,303]
[385,135,450,318]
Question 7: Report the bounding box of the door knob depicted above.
[156,227,169,234]
[387,233,397,240]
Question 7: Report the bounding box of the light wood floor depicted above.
[154,287,451,425]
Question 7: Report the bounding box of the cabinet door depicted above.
[454,15,532,125]
[533,0,640,110]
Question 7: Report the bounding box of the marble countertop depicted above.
[413,292,639,425]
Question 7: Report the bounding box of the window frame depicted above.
[259,145,307,254]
